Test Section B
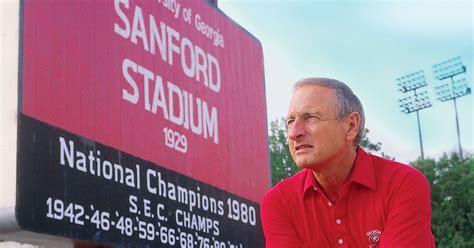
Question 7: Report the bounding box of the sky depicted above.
[218,0,473,164]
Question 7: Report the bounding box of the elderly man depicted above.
[261,78,435,247]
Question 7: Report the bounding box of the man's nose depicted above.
[288,119,305,140]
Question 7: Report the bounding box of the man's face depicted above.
[286,84,348,169]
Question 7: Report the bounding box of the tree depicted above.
[360,128,381,152]
[268,118,390,185]
[268,118,298,185]
[360,128,395,160]
[412,153,474,248]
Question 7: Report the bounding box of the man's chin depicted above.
[295,160,318,170]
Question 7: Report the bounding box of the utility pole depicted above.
[432,57,471,160]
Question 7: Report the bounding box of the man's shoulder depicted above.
[262,169,307,202]
[370,154,428,186]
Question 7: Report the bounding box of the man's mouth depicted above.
[295,144,313,151]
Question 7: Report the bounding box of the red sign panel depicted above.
[22,0,269,203]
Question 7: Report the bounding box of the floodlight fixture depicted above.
[398,92,432,114]
[435,78,471,102]
[396,70,427,93]
[432,56,466,80]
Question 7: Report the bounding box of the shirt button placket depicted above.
[334,200,348,247]
[338,238,344,245]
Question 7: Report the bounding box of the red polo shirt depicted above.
[261,148,435,248]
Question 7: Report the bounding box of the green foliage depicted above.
[360,128,382,152]
[268,118,298,185]
[413,154,474,248]
[361,128,395,160]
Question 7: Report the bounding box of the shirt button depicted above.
[328,202,332,206]
[336,219,342,224]
[313,186,318,191]
[338,239,344,245]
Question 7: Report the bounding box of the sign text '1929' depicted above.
[163,127,188,153]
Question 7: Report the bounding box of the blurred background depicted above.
[219,2,473,247]
[219,0,473,164]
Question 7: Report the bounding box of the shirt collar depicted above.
[349,147,377,191]
[303,168,317,196]
[302,147,376,197]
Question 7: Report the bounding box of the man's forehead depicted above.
[286,109,325,118]
[293,84,336,96]
[287,85,337,114]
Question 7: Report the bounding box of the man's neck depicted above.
[312,146,358,204]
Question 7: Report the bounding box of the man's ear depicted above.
[345,112,361,142]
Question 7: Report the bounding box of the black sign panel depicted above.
[17,114,264,247]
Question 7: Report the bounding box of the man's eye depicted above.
[286,119,294,126]
[307,115,321,120]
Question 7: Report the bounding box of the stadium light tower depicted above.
[432,56,471,160]
[397,70,432,160]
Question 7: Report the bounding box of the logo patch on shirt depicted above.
[366,229,381,247]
